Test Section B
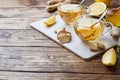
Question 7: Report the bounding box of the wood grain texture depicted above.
[0,18,44,29]
[0,47,120,73]
[0,0,93,7]
[0,0,94,18]
[0,30,59,47]
[0,0,119,79]
[0,71,120,80]
[0,0,48,7]
[0,7,51,18]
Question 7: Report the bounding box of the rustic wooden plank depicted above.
[0,0,95,18]
[0,0,119,80]
[0,7,51,18]
[0,18,44,29]
[0,30,60,47]
[0,0,48,7]
[0,0,93,7]
[0,71,120,80]
[0,47,120,73]
[0,0,94,18]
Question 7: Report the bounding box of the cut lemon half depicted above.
[44,15,56,26]
[88,2,107,16]
[102,48,117,66]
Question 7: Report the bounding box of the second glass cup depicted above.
[74,16,112,43]
[57,3,84,25]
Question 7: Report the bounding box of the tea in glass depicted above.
[58,4,84,25]
[74,17,104,43]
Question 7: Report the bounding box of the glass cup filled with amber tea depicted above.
[74,16,112,43]
[58,3,84,25]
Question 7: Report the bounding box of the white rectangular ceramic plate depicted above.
[30,15,117,60]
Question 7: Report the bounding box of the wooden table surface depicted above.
[0,0,120,80]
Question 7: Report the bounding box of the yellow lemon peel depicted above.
[102,48,117,66]
[88,2,107,16]
[44,15,56,26]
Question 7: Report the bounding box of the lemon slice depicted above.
[102,48,117,66]
[88,2,107,16]
[44,15,56,26]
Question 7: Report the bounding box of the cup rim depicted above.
[57,3,83,12]
[74,16,109,27]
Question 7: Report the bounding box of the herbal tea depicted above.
[74,17,104,43]
[58,4,84,25]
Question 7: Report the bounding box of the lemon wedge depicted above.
[44,15,56,26]
[102,48,117,66]
[88,2,107,16]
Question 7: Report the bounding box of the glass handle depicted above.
[102,22,112,36]
[82,6,89,18]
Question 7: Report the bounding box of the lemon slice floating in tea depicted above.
[44,15,56,26]
[102,48,117,66]
[88,2,107,16]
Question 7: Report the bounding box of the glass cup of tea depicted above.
[74,16,112,43]
[57,3,84,25]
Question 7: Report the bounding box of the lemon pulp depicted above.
[88,2,107,16]
[44,15,56,26]
[102,48,117,66]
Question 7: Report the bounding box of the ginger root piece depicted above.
[97,42,105,50]
[64,0,82,4]
[47,0,65,5]
[55,28,72,44]
[90,44,100,52]
[117,43,120,52]
[46,2,61,13]
[90,42,105,52]
[110,0,120,8]
[110,26,120,41]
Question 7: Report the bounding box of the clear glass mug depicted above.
[74,16,112,43]
[57,3,84,25]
